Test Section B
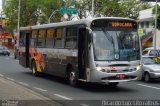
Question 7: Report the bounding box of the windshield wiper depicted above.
[101,28,115,49]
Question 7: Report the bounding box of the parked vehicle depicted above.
[142,47,160,57]
[141,55,160,82]
[0,47,10,56]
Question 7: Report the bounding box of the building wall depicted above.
[137,7,160,49]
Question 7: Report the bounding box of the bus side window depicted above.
[37,29,45,47]
[46,28,55,48]
[65,27,78,49]
[19,31,25,46]
[31,30,38,47]
[55,28,64,48]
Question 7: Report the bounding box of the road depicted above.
[0,56,160,106]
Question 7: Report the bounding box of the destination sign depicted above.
[111,22,133,27]
[91,19,137,29]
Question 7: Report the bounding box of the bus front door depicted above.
[78,28,89,80]
[19,31,30,68]
[25,32,30,68]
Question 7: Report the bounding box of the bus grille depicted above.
[108,68,136,73]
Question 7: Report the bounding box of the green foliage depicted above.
[3,0,152,33]
[3,0,63,31]
[96,0,151,19]
[152,5,160,29]
[38,0,63,23]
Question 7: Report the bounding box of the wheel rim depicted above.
[32,65,36,74]
[70,72,75,82]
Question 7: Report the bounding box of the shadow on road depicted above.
[24,72,68,85]
[77,82,137,93]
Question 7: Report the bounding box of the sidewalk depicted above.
[0,77,63,106]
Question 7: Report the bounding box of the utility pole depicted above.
[154,0,158,50]
[91,0,94,17]
[15,0,20,49]
[0,11,2,45]
[18,0,20,34]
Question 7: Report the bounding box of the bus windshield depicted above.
[93,28,140,61]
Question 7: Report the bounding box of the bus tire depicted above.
[31,61,39,77]
[108,82,119,87]
[68,68,78,87]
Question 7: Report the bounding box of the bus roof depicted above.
[20,17,136,31]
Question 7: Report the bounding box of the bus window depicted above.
[37,29,45,47]
[65,27,78,48]
[31,30,38,47]
[46,28,55,48]
[19,31,25,46]
[55,28,64,48]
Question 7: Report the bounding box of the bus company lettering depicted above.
[112,22,132,27]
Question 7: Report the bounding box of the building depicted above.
[137,8,160,49]
[0,32,13,48]
[1,0,14,48]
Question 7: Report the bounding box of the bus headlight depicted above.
[96,67,102,71]
[136,65,141,71]
[96,67,105,72]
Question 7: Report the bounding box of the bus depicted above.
[19,17,141,87]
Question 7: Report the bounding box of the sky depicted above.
[0,0,2,12]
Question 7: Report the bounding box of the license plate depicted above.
[116,74,125,79]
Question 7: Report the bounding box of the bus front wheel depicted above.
[31,61,39,76]
[68,68,78,87]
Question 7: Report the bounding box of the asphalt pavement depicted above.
[0,55,160,106]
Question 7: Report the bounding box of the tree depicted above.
[38,0,63,23]
[3,0,63,33]
[3,0,152,33]
[152,5,160,29]
[95,0,151,19]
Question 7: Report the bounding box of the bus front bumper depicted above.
[90,69,140,83]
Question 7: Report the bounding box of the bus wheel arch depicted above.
[66,64,79,87]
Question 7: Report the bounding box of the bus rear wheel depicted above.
[31,61,39,76]
[68,68,78,87]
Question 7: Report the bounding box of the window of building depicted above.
[46,28,55,48]
[140,22,144,28]
[55,28,64,48]
[65,27,78,48]
[145,22,149,28]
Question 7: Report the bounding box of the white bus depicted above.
[19,17,141,87]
